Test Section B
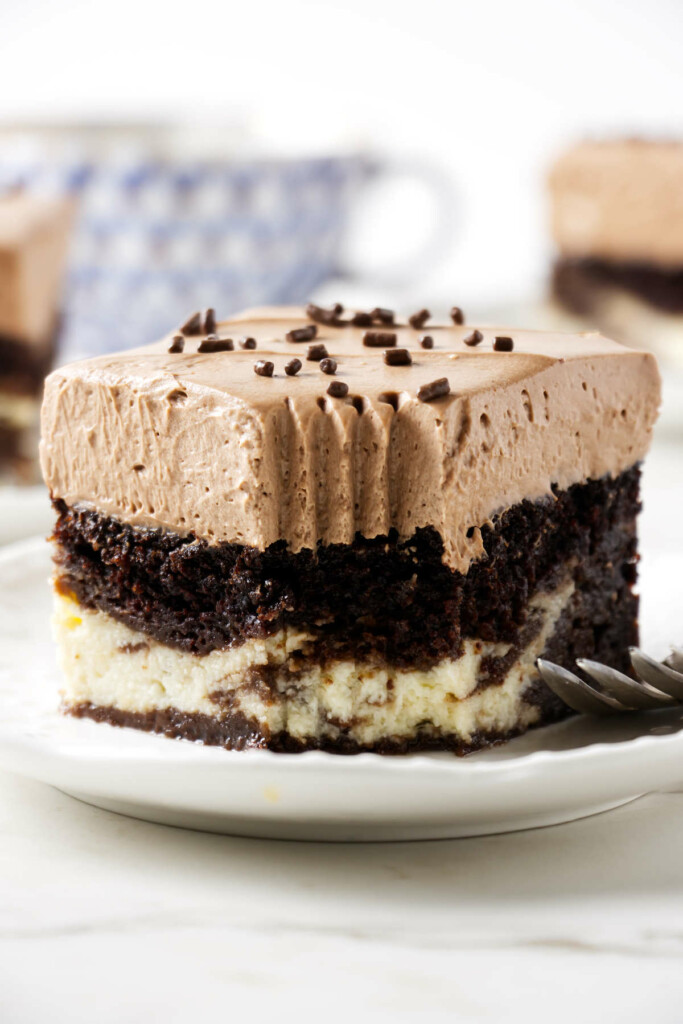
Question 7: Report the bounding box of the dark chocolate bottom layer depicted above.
[66,676,569,755]
[53,467,641,673]
[553,256,683,315]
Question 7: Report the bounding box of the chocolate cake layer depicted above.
[52,466,641,672]
[553,257,683,315]
[66,674,569,755]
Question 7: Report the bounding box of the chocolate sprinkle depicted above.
[198,337,234,352]
[417,377,450,402]
[307,343,329,361]
[168,334,185,353]
[494,335,514,351]
[179,311,202,336]
[363,330,397,348]
[285,358,302,376]
[450,306,465,325]
[384,348,412,366]
[327,380,349,398]
[319,357,337,375]
[306,302,344,326]
[408,309,430,329]
[371,307,395,325]
[254,360,274,377]
[351,311,373,327]
[286,325,317,343]
[239,337,257,350]
[203,308,217,334]
[420,335,434,349]
[463,330,483,347]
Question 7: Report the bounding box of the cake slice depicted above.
[40,305,660,753]
[0,192,74,482]
[549,139,683,361]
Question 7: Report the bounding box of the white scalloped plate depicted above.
[1,537,682,841]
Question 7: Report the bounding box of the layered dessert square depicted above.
[0,192,74,482]
[549,139,683,362]
[40,305,660,753]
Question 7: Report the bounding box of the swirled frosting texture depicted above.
[40,306,660,573]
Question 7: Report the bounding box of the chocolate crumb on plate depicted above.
[417,377,450,402]
[420,335,434,349]
[203,308,217,334]
[239,337,257,349]
[254,360,274,377]
[198,337,234,353]
[384,348,412,366]
[463,330,483,347]
[286,325,317,343]
[450,306,465,325]
[408,309,430,329]
[168,335,185,353]
[319,357,337,375]
[327,380,348,398]
[285,358,302,376]
[179,311,202,336]
[307,343,329,361]
[494,336,514,351]
[363,330,397,348]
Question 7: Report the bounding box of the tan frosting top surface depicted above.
[41,306,661,573]
[0,193,75,345]
[549,140,683,267]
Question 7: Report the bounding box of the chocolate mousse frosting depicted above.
[40,306,661,574]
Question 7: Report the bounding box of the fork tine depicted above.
[576,658,676,710]
[665,646,683,673]
[536,659,624,715]
[630,648,683,700]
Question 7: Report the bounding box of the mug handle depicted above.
[336,155,459,289]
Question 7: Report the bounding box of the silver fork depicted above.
[536,646,683,715]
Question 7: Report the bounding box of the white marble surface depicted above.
[1,776,683,1023]
[0,431,681,1024]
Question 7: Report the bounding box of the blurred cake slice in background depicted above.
[0,192,74,483]
[549,139,683,367]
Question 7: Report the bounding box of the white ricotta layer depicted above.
[54,581,573,747]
